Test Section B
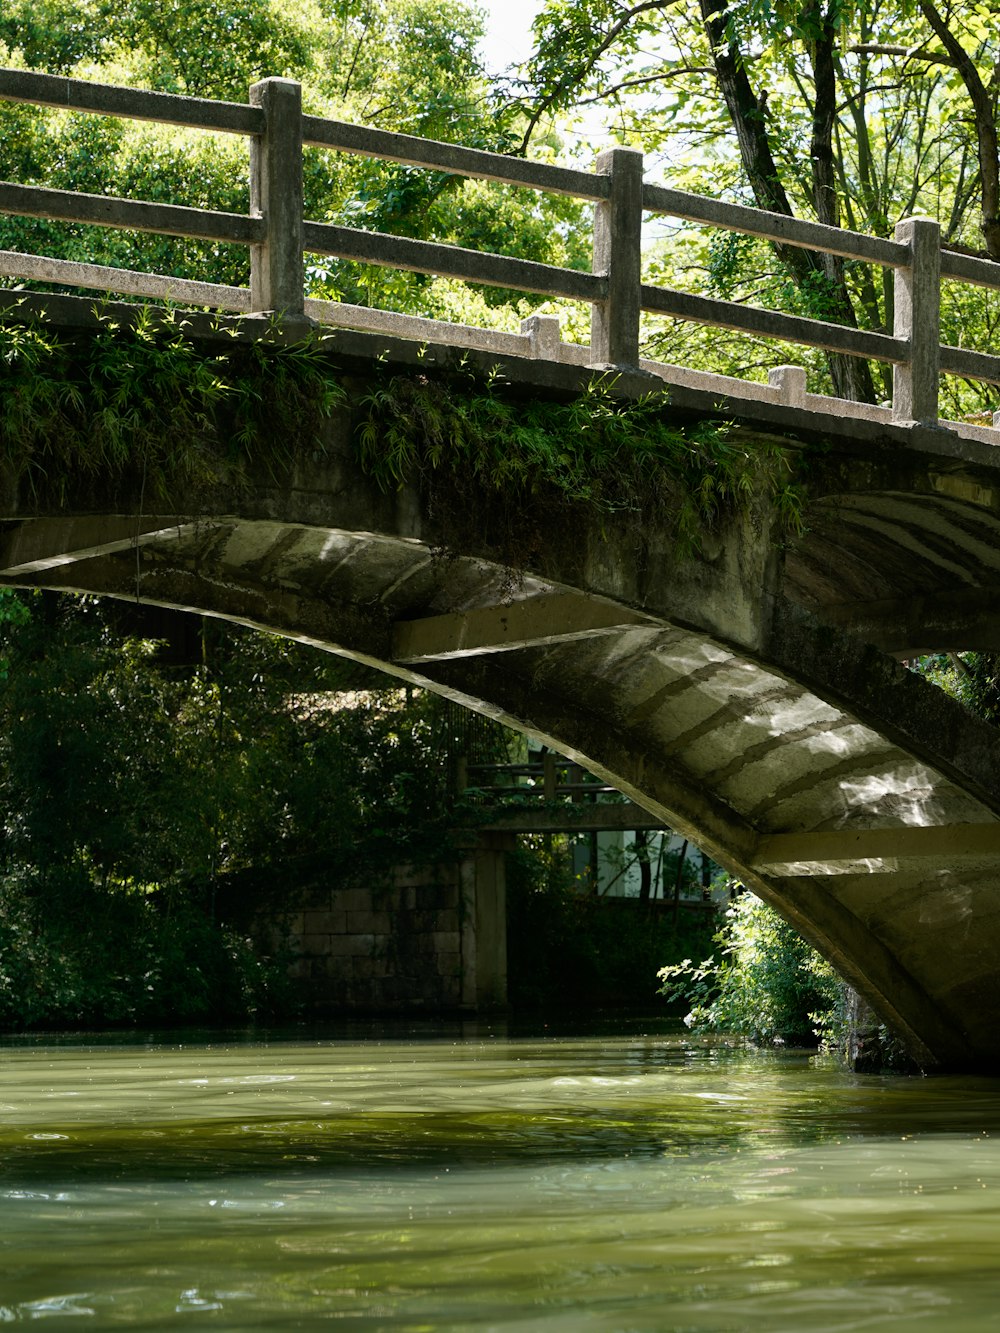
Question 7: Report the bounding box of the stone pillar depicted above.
[845,986,916,1073]
[249,77,305,319]
[262,832,512,1015]
[460,832,512,1011]
[590,146,644,369]
[768,365,807,406]
[892,216,940,425]
[521,313,562,360]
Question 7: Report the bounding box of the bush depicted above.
[0,866,295,1030]
[657,889,846,1046]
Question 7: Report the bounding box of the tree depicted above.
[657,889,845,1047]
[0,0,589,321]
[1,0,313,96]
[870,1,1000,260]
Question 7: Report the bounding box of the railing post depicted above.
[591,146,644,369]
[542,752,556,802]
[249,77,305,319]
[892,216,940,425]
[769,365,807,406]
[520,313,561,360]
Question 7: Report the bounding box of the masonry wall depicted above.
[278,834,511,1014]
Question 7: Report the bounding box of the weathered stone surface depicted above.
[332,888,371,913]
[250,842,508,1015]
[346,910,391,934]
[302,911,346,934]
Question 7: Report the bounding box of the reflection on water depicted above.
[2,1027,1000,1328]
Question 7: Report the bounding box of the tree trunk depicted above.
[636,828,652,902]
[699,0,877,402]
[919,0,1000,260]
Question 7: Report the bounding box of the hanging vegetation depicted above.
[357,365,805,559]
[0,308,346,500]
[0,310,804,559]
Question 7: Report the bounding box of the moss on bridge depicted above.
[0,306,803,557]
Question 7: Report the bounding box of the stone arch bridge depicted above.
[4,68,1000,1069]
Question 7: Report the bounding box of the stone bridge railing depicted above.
[2,66,1000,438]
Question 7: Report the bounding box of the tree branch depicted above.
[699,0,875,400]
[849,42,957,67]
[517,0,681,151]
[917,0,1000,258]
[577,66,713,105]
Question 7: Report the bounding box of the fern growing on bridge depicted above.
[0,308,803,556]
[357,364,804,558]
[0,307,346,500]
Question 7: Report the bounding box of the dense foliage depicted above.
[0,311,346,501]
[657,890,846,1048]
[909,650,1000,726]
[0,588,723,1030]
[3,0,997,407]
[0,0,587,324]
[358,367,803,557]
[0,591,485,1028]
[513,0,1000,415]
[0,312,800,558]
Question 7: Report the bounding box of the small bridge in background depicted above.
[6,69,1000,1068]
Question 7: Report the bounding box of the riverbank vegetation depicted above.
[0,590,462,1027]
[657,893,847,1050]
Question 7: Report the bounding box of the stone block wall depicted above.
[275,834,511,1014]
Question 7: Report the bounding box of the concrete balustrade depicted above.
[0,65,999,430]
[249,78,304,319]
[591,147,644,369]
[892,217,941,425]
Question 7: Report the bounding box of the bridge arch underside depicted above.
[786,461,1000,655]
[8,514,1000,1071]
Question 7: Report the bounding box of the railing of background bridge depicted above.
[1,67,1000,432]
[458,754,621,806]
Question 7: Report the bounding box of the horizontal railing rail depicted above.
[301,115,610,200]
[462,757,622,804]
[639,285,907,363]
[0,180,264,244]
[0,65,999,433]
[642,183,908,268]
[0,67,263,134]
[300,220,607,302]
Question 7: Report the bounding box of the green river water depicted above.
[2,1025,1000,1329]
